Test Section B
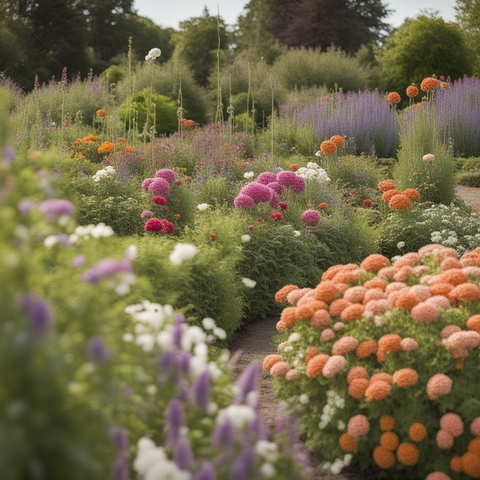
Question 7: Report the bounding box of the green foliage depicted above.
[394,106,457,204]
[378,14,475,94]
[457,170,480,187]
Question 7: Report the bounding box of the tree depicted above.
[171,7,229,86]
[455,0,480,74]
[377,13,475,95]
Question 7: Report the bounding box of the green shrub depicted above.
[457,170,480,187]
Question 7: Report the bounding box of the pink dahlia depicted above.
[267,181,284,195]
[241,182,272,203]
[320,328,335,342]
[234,194,254,209]
[148,178,170,197]
[270,212,283,221]
[145,218,163,232]
[332,336,359,355]
[400,338,419,352]
[348,414,370,437]
[301,209,320,227]
[270,361,291,377]
[410,302,439,323]
[154,168,176,182]
[323,355,347,377]
[440,413,464,437]
[141,210,153,218]
[257,172,277,185]
[436,429,454,449]
[152,196,167,205]
[142,178,154,191]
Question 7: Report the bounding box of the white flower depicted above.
[217,404,256,429]
[241,234,251,242]
[337,420,346,431]
[123,332,134,342]
[145,48,161,61]
[125,245,138,260]
[169,243,198,266]
[293,230,301,236]
[244,171,254,179]
[202,317,216,330]
[260,463,275,478]
[44,235,58,248]
[92,166,116,182]
[147,384,157,395]
[397,241,405,249]
[190,355,208,378]
[242,277,257,288]
[136,333,155,352]
[255,440,278,463]
[288,332,301,343]
[208,361,223,380]
[197,203,209,211]
[299,394,309,404]
[343,454,353,466]
[246,391,258,407]
[207,402,218,415]
[315,151,321,156]
[213,327,227,340]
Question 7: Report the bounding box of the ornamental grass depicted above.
[266,247,480,479]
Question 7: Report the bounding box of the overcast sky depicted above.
[133,0,457,29]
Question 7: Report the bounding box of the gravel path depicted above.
[456,185,480,213]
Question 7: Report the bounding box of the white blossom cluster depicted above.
[322,453,353,475]
[92,166,116,182]
[145,48,161,61]
[69,223,114,243]
[124,301,226,378]
[296,162,330,183]
[318,390,345,430]
[197,203,209,211]
[169,243,199,266]
[133,437,190,480]
[244,171,255,179]
[255,440,279,479]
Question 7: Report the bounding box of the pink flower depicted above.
[257,172,277,185]
[426,295,451,309]
[152,196,167,205]
[440,413,464,437]
[141,210,153,218]
[320,328,335,342]
[400,338,419,352]
[445,331,480,349]
[240,182,272,203]
[423,154,435,162]
[348,414,370,437]
[440,325,462,338]
[291,175,306,193]
[425,473,452,480]
[145,218,162,232]
[276,171,297,186]
[301,209,320,226]
[269,189,280,208]
[279,202,288,210]
[154,168,176,182]
[286,369,299,380]
[332,336,359,355]
[148,178,170,197]
[426,374,452,400]
[333,322,344,331]
[410,302,439,323]
[270,212,283,221]
[267,181,284,195]
[323,355,347,377]
[470,417,480,436]
[343,286,367,304]
[270,361,291,377]
[234,194,254,209]
[436,429,454,449]
[142,178,154,191]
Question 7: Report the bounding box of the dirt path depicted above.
[456,185,480,213]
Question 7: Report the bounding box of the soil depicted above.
[229,186,480,480]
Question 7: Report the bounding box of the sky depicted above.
[133,0,457,30]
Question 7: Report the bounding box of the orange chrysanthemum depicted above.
[373,446,396,469]
[289,164,300,171]
[361,254,390,273]
[406,86,418,97]
[389,194,412,210]
[380,415,396,431]
[402,189,420,201]
[440,269,468,286]
[97,141,114,154]
[364,278,388,290]
[469,438,480,456]
[394,291,420,310]
[365,380,391,401]
[320,140,337,154]
[306,354,329,378]
[441,82,448,89]
[305,347,320,365]
[275,285,299,303]
[270,361,291,377]
[387,92,401,104]
[378,180,396,192]
[363,288,387,304]
[309,309,331,328]
[322,265,344,281]
[263,354,283,371]
[347,366,368,384]
[296,303,318,320]
[356,340,377,358]
[329,299,352,317]
[450,456,463,473]
[377,334,402,362]
[421,77,440,91]
[393,368,419,387]
[339,432,358,452]
[408,423,427,442]
[467,315,480,333]
[330,135,345,146]
[462,452,480,478]
[397,442,419,466]
[314,281,338,303]
[278,307,297,329]
[371,373,392,385]
[440,257,462,270]
[450,283,480,302]
[348,378,370,399]
[380,432,400,451]
[381,189,402,202]
[333,269,362,284]
[341,303,365,321]
[96,109,107,116]
[429,283,453,296]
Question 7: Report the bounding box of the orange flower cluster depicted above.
[289,164,300,171]
[378,180,396,192]
[389,194,411,210]
[421,77,440,91]
[320,140,337,154]
[330,135,345,146]
[406,86,418,97]
[387,92,401,104]
[98,141,114,154]
[181,118,195,128]
[96,109,107,117]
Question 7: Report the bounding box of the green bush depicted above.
[457,170,480,187]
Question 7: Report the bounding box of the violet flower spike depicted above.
[191,370,211,414]
[174,437,194,470]
[113,452,129,480]
[110,426,129,451]
[212,417,233,449]
[235,361,258,403]
[18,294,53,338]
[166,398,184,446]
[194,461,216,480]
[230,445,254,480]
[87,336,113,365]
[39,199,75,218]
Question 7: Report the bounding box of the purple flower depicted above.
[71,254,86,268]
[61,67,68,86]
[179,352,191,376]
[148,178,170,197]
[266,181,284,195]
[141,210,153,218]
[250,413,266,438]
[234,194,254,209]
[39,199,75,218]
[230,445,254,480]
[240,182,272,203]
[173,322,183,347]
[34,75,40,90]
[160,350,178,371]
[191,370,210,414]
[154,168,176,182]
[178,379,190,402]
[276,171,297,186]
[291,175,306,193]
[212,417,233,448]
[269,189,279,208]
[110,426,129,451]
[56,233,70,247]
[257,172,277,185]
[142,178,154,191]
[174,438,194,469]
[301,209,320,226]
[194,461,216,480]
[17,294,53,338]
[87,336,113,364]
[235,362,258,402]
[18,199,37,214]
[166,399,184,446]
[3,146,15,164]
[80,258,133,283]
[113,452,129,480]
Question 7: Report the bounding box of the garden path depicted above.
[456,185,480,213]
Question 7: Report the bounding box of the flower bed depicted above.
[265,248,480,479]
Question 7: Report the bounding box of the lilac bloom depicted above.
[230,445,254,480]
[80,258,132,283]
[110,426,129,451]
[212,417,233,449]
[18,199,37,214]
[113,452,129,480]
[18,294,53,338]
[87,336,113,364]
[235,362,258,403]
[166,399,184,446]
[39,199,75,218]
[191,370,210,414]
[194,461,216,480]
[71,254,86,268]
[3,146,15,163]
[174,438,194,469]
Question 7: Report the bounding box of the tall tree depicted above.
[455,0,480,74]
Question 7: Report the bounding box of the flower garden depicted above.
[1,63,480,480]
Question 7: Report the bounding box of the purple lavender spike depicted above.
[178,379,190,402]
[110,426,129,451]
[174,437,194,470]
[39,199,75,218]
[179,352,191,376]
[212,417,233,449]
[71,254,86,269]
[17,294,53,338]
[250,413,267,439]
[3,146,15,164]
[160,350,177,371]
[87,336,113,364]
[235,361,258,403]
[173,322,183,347]
[113,452,129,480]
[191,370,210,414]
[230,445,254,480]
[275,404,288,435]
[166,398,184,446]
[194,461,216,480]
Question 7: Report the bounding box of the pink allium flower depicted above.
[279,202,288,210]
[470,417,480,436]
[276,171,298,186]
[333,322,344,331]
[241,182,272,203]
[286,369,299,380]
[270,212,283,221]
[234,194,254,209]
[320,328,335,342]
[148,178,170,197]
[152,196,167,205]
[332,336,359,355]
[400,337,419,352]
[445,331,480,349]
[436,429,454,449]
[410,302,439,323]
[267,181,284,195]
[440,413,464,437]
[270,361,291,377]
[142,178,154,191]
[301,209,320,226]
[141,210,153,218]
[423,154,435,162]
[426,374,452,400]
[323,355,347,377]
[364,299,391,317]
[257,172,277,185]
[348,414,370,437]
[425,473,452,480]
[154,168,176,182]
[426,295,451,309]
[410,285,431,301]
[363,288,386,304]
[343,286,367,304]
[291,175,306,193]
[269,189,280,208]
[440,325,462,338]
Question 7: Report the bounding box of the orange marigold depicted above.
[406,86,418,97]
[361,254,390,273]
[393,368,419,387]
[373,446,396,469]
[394,291,420,310]
[389,194,412,210]
[275,285,299,303]
[320,140,337,154]
[408,423,427,442]
[339,432,358,452]
[421,77,440,91]
[356,340,377,358]
[440,269,468,286]
[377,334,402,362]
[365,380,391,401]
[402,189,420,201]
[371,373,392,385]
[387,92,401,104]
[305,347,320,365]
[289,164,300,171]
[462,452,480,478]
[450,456,463,473]
[380,432,400,451]
[347,366,368,384]
[441,82,448,89]
[279,307,297,329]
[469,438,480,456]
[378,180,396,192]
[98,141,114,154]
[341,303,365,321]
[314,281,338,303]
[429,283,453,296]
[330,135,345,146]
[96,109,107,116]
[396,442,419,466]
[263,354,283,371]
[381,189,402,202]
[348,378,370,400]
[306,354,329,378]
[451,283,480,302]
[329,299,352,317]
[467,315,480,333]
[296,303,317,320]
[364,278,388,290]
[380,415,396,431]
[322,265,344,281]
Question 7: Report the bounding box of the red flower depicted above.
[257,217,264,222]
[152,196,167,205]
[363,199,372,208]
[174,214,180,220]
[248,225,256,230]
[165,207,169,212]
[185,177,191,183]
[270,212,283,221]
[319,203,328,209]
[196,162,201,166]
[145,218,162,232]
[279,202,288,210]
[175,180,182,185]
[210,233,217,241]
[175,199,180,204]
